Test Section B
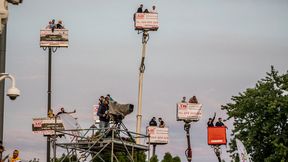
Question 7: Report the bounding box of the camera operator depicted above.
[97,97,110,136]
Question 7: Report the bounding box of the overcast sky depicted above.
[2,0,288,161]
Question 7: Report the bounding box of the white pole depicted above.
[136,31,149,144]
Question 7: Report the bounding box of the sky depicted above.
[2,0,288,161]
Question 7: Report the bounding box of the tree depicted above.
[172,156,181,162]
[150,155,159,162]
[160,152,181,162]
[161,152,173,162]
[222,67,288,162]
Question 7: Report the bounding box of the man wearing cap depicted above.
[207,112,216,127]
[9,149,21,162]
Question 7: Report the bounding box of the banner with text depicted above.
[40,29,69,47]
[146,126,168,144]
[135,13,159,31]
[32,117,64,135]
[177,103,202,121]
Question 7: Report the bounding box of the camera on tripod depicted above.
[108,101,134,123]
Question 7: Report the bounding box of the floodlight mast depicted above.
[136,30,149,144]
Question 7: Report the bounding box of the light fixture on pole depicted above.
[0,73,20,159]
[0,73,20,100]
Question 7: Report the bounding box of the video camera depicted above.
[108,101,134,123]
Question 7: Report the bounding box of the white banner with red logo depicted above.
[32,117,64,135]
[40,29,69,47]
[135,13,159,30]
[146,126,168,144]
[177,103,202,121]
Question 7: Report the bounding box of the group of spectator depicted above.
[137,4,157,13]
[207,112,227,128]
[149,117,166,128]
[45,19,64,32]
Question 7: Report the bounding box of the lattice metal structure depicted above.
[51,121,150,162]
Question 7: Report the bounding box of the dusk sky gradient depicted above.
[2,0,288,161]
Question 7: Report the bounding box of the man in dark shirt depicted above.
[215,117,227,128]
[97,100,110,135]
[56,107,76,116]
[149,117,157,126]
[137,4,143,13]
[207,112,216,127]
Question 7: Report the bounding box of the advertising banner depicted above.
[40,29,69,47]
[135,13,159,31]
[146,126,168,144]
[177,103,202,121]
[32,117,64,135]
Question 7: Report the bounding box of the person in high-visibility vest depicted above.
[9,150,21,162]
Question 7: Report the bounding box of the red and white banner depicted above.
[32,117,64,135]
[135,13,159,31]
[177,103,202,121]
[146,126,168,144]
[40,29,69,47]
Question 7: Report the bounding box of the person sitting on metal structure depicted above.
[49,19,56,32]
[137,4,143,13]
[189,96,198,104]
[158,117,165,128]
[149,117,157,126]
[150,5,157,13]
[181,96,187,103]
[215,117,227,128]
[207,112,216,127]
[56,107,76,116]
[56,20,64,29]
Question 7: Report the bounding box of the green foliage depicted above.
[161,152,173,162]
[150,155,159,162]
[222,67,288,162]
[172,156,181,162]
[134,151,147,162]
[161,152,181,162]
